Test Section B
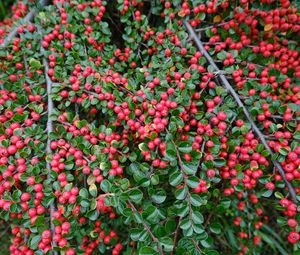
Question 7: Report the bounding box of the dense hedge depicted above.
[0,0,299,254]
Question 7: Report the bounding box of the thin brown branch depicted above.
[183,21,297,204]
[96,193,115,200]
[128,201,164,255]
[167,130,193,221]
[191,239,203,254]
[204,195,221,229]
[271,115,299,121]
[171,217,181,255]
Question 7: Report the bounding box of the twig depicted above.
[147,0,153,21]
[271,115,299,121]
[204,195,221,229]
[183,21,297,204]
[191,239,203,254]
[96,193,115,200]
[23,54,29,76]
[0,0,49,48]
[128,201,164,255]
[56,120,72,127]
[107,16,123,35]
[171,217,181,255]
[166,129,193,222]
[0,226,9,239]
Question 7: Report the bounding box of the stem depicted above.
[171,217,181,255]
[204,195,221,229]
[271,115,299,121]
[128,201,164,255]
[183,21,297,204]
[41,40,59,255]
[191,239,203,254]
[167,130,193,223]
[96,193,115,200]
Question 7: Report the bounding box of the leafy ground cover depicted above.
[0,0,299,254]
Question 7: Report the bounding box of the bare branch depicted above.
[171,217,181,255]
[166,129,194,222]
[183,21,297,204]
[40,37,59,255]
[191,239,203,254]
[128,201,164,255]
[271,115,300,122]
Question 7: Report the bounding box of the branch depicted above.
[96,193,115,200]
[191,239,203,254]
[204,194,221,229]
[183,21,297,204]
[166,129,193,222]
[128,201,164,255]
[171,217,181,255]
[271,115,300,122]
[0,0,49,48]
[40,41,59,255]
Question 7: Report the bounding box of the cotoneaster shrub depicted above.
[0,0,299,254]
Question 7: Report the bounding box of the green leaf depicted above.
[34,216,45,226]
[186,176,199,188]
[209,222,222,234]
[139,247,158,255]
[151,189,166,204]
[89,184,98,197]
[80,199,90,207]
[100,180,111,192]
[138,143,148,151]
[142,205,159,223]
[205,250,220,255]
[175,187,187,200]
[262,189,273,198]
[79,188,88,199]
[29,58,42,69]
[192,211,204,224]
[130,228,144,241]
[180,218,192,230]
[178,142,192,153]
[87,210,99,221]
[217,50,227,60]
[278,147,289,156]
[190,194,205,206]
[214,158,226,167]
[169,171,183,186]
[129,189,143,203]
[165,142,177,161]
[275,191,283,199]
[159,237,174,252]
[165,220,176,234]
[182,162,197,175]
[30,235,42,249]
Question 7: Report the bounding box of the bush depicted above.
[0,0,299,254]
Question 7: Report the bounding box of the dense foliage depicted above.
[0,0,299,254]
